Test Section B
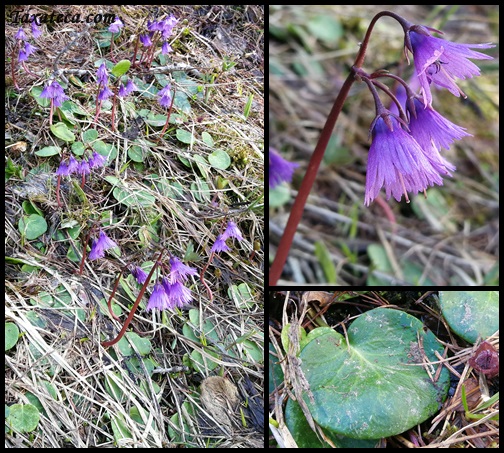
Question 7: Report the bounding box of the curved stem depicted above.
[101,249,164,347]
[106,271,124,321]
[354,11,409,68]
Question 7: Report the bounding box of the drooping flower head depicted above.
[269,147,298,189]
[56,155,80,176]
[160,14,178,39]
[118,79,137,97]
[40,80,69,108]
[77,160,91,176]
[404,24,494,107]
[407,97,471,154]
[108,17,124,34]
[210,235,230,253]
[162,278,193,308]
[139,34,153,47]
[98,86,114,101]
[146,282,172,311]
[364,113,454,206]
[168,256,197,283]
[88,151,108,169]
[15,27,27,41]
[19,41,38,62]
[31,21,42,39]
[89,230,118,260]
[221,221,244,242]
[161,41,173,54]
[131,265,148,284]
[96,63,109,86]
[68,156,79,173]
[157,84,172,108]
[56,161,70,176]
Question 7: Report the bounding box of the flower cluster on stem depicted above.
[269,10,494,285]
[145,255,197,311]
[11,22,41,89]
[133,14,179,68]
[55,150,108,207]
[201,220,244,302]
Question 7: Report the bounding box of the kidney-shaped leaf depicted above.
[438,291,499,344]
[299,308,449,439]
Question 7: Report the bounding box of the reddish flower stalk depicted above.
[156,86,176,142]
[200,251,214,302]
[111,89,117,131]
[106,271,124,321]
[101,249,164,347]
[132,36,140,67]
[56,174,62,207]
[10,46,20,90]
[77,232,91,275]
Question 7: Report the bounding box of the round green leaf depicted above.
[269,184,292,208]
[6,403,40,433]
[143,113,168,127]
[127,145,145,163]
[176,129,194,145]
[34,146,61,157]
[438,291,499,344]
[111,59,131,78]
[201,131,214,147]
[83,129,99,142]
[5,323,20,351]
[208,149,231,170]
[31,86,50,107]
[71,141,86,156]
[117,332,151,356]
[50,122,75,142]
[280,323,307,353]
[57,101,77,125]
[93,140,117,161]
[299,308,449,439]
[192,155,208,178]
[242,339,263,363]
[18,214,48,240]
